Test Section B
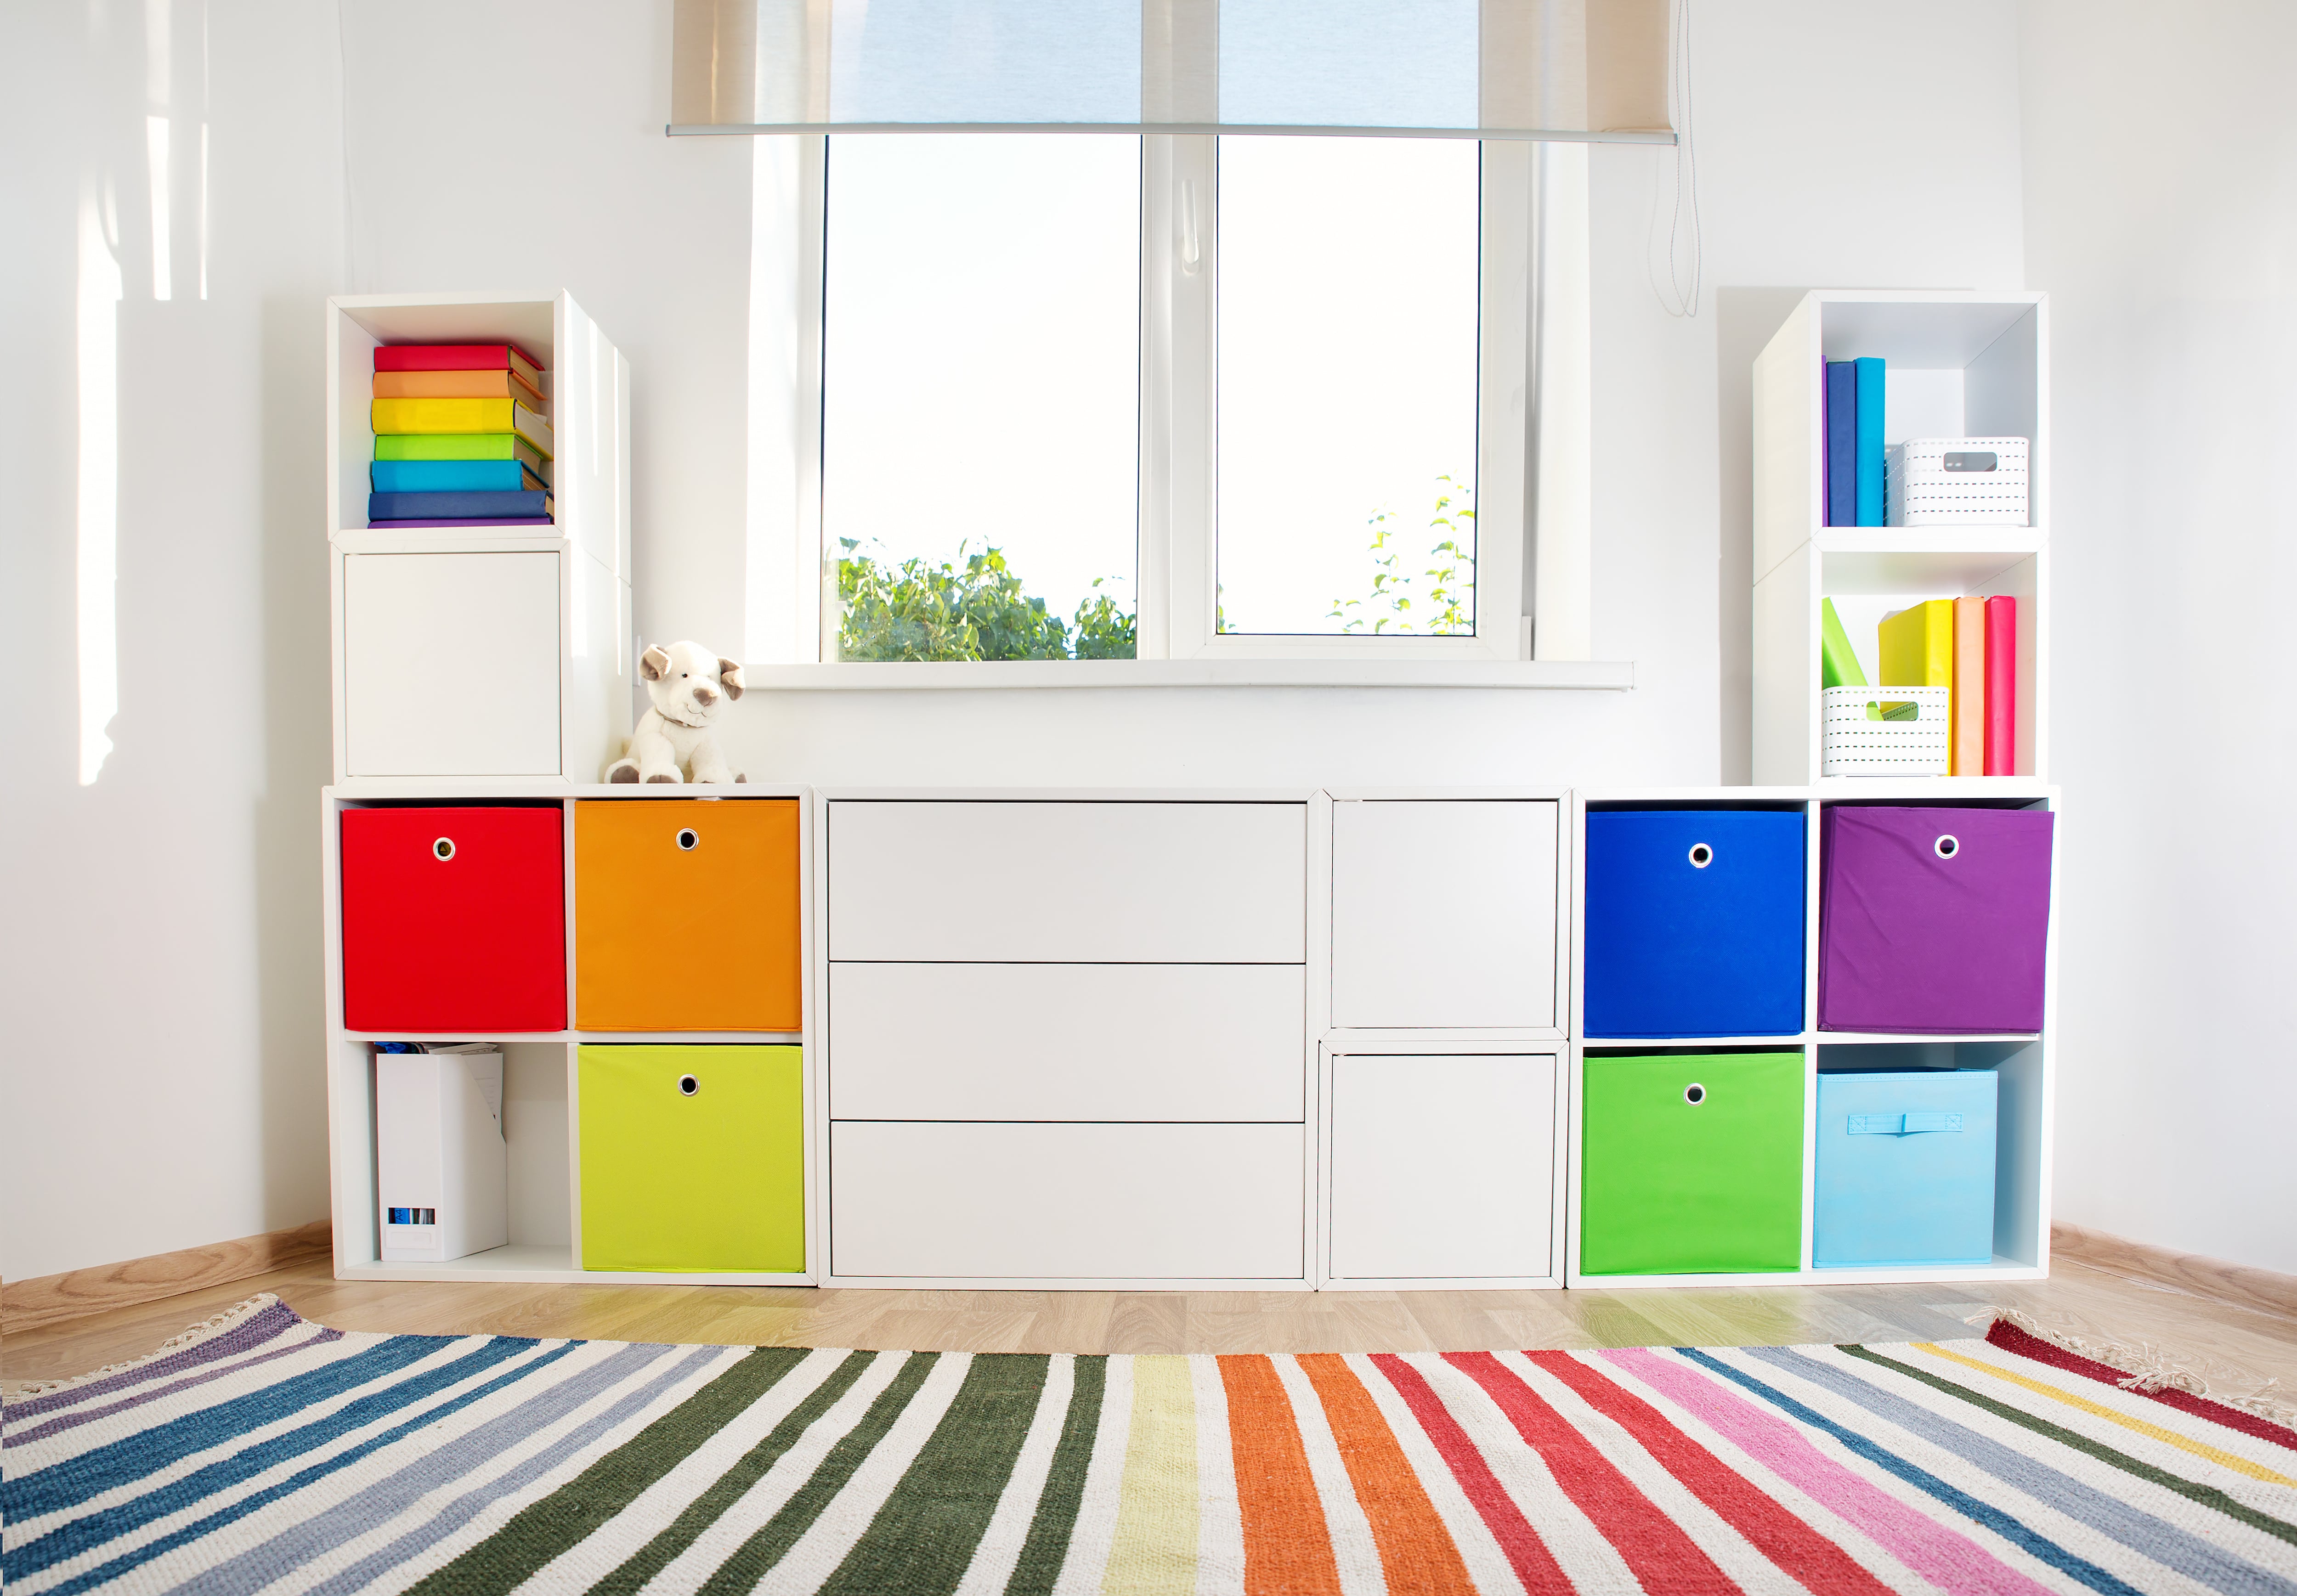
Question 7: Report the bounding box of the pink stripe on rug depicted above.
[1601,1347,2059,1596]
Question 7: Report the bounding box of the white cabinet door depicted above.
[831,963,1303,1121]
[1331,800,1559,1027]
[830,1122,1303,1279]
[828,801,1305,964]
[344,552,560,776]
[1329,1054,1555,1279]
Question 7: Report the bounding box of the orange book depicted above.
[373,368,546,409]
[1952,596,1986,775]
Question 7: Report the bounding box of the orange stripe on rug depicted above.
[1297,1354,1479,1595]
[1220,1354,1344,1596]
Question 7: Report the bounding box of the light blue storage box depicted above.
[1814,1070,1998,1267]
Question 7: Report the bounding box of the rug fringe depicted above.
[4,1292,285,1404]
[1965,1305,2297,1427]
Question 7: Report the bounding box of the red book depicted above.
[1984,596,2017,775]
[374,342,544,386]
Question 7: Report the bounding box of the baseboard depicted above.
[2053,1221,2297,1323]
[1,1220,333,1335]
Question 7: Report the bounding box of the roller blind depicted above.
[670,0,1673,141]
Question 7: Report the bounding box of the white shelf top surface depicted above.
[333,293,560,365]
[1817,295,2042,367]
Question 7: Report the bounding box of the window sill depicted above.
[740,658,1634,691]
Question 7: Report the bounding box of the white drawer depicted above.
[1332,799,1560,1027]
[1329,1053,1557,1280]
[831,964,1303,1121]
[828,801,1305,963]
[829,1122,1303,1279]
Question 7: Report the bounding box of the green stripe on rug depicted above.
[402,1346,808,1596]
[816,1354,1052,1596]
[592,1350,884,1595]
[697,1352,945,1594]
[1839,1345,2297,1548]
[1005,1355,1109,1596]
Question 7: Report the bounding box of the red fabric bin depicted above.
[342,806,565,1032]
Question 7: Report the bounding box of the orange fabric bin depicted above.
[575,799,801,1030]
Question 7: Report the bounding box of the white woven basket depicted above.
[1886,437,2030,526]
[1822,685,1950,776]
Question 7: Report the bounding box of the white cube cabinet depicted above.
[822,793,1315,1287]
[1327,1051,1558,1282]
[341,551,562,777]
[1331,798,1561,1028]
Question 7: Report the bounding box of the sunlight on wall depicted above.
[78,185,123,786]
[145,0,171,300]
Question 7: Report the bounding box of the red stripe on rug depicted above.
[1219,1355,1345,1596]
[1526,1350,1895,1596]
[1444,1352,1742,1596]
[1296,1354,1480,1595]
[1985,1320,2297,1452]
[1369,1354,1578,1596]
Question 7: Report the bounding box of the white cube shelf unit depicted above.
[326,292,633,785]
[1564,786,2059,1290]
[320,783,816,1286]
[1753,291,2049,786]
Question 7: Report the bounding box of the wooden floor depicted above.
[9,1255,2297,1404]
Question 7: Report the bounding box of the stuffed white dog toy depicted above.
[605,641,747,784]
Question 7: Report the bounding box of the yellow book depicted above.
[371,396,553,457]
[1878,598,1954,687]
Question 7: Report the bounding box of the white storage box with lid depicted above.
[376,1048,508,1263]
[1821,686,1949,776]
[1886,438,2030,526]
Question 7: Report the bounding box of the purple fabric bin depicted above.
[1818,806,2054,1033]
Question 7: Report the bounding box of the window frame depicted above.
[759,132,1546,669]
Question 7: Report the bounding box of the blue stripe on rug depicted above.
[6,1337,554,1583]
[159,1342,714,1596]
[5,1337,463,1521]
[1679,1346,2149,1596]
[1752,1347,2297,1596]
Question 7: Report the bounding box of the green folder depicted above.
[1820,598,1867,689]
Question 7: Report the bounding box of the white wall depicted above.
[0,0,344,1282]
[2,0,2056,1281]
[2019,0,2297,1274]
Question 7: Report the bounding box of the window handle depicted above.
[1180,178,1201,276]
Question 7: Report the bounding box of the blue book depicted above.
[371,458,546,494]
[1855,355,1885,527]
[369,490,552,521]
[1825,362,1856,527]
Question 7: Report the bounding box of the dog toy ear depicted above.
[717,658,745,700]
[639,645,672,683]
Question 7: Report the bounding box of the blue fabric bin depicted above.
[1583,809,1806,1037]
[1814,1069,1998,1267]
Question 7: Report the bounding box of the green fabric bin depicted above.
[579,1044,804,1272]
[1581,1051,1804,1274]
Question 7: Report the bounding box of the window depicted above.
[754,132,1536,665]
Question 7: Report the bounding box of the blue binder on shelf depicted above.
[1855,356,1886,527]
[1826,362,1856,527]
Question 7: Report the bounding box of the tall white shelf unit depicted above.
[1753,290,2048,788]
[326,291,633,787]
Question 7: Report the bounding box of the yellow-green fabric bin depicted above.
[578,1045,803,1272]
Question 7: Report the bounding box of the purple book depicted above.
[368,517,556,528]
[1818,806,2054,1033]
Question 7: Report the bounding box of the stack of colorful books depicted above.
[368,344,555,527]
[1822,594,2018,775]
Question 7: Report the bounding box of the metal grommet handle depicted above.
[1935,834,1960,859]
[678,1074,699,1097]
[676,827,700,852]
[432,837,455,862]
[1684,1082,1707,1105]
[1687,842,1714,868]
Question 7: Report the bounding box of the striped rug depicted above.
[6,1298,2293,1594]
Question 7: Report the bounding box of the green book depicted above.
[373,431,552,484]
[1820,598,1867,689]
